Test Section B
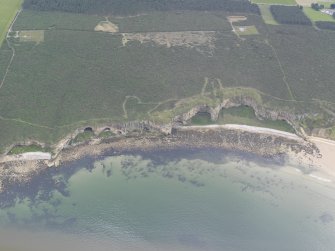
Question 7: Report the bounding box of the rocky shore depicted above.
[0,123,320,192]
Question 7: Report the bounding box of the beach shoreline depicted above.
[1,124,334,192]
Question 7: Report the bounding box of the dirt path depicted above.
[264,39,295,101]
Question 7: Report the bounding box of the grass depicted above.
[303,7,335,23]
[258,4,279,25]
[187,106,295,132]
[8,144,46,155]
[0,0,22,45]
[189,112,214,125]
[71,131,94,144]
[98,130,116,138]
[252,0,297,5]
[217,106,295,132]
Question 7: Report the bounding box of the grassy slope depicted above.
[217,106,294,132]
[9,144,45,154]
[189,106,294,132]
[0,0,22,45]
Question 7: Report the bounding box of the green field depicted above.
[1,9,335,152]
[304,7,335,23]
[252,0,296,5]
[8,144,46,155]
[0,0,22,45]
[258,4,279,25]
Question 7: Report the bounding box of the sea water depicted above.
[0,149,334,251]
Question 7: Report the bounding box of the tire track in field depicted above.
[0,115,54,129]
[265,39,295,101]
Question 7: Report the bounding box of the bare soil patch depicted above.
[18,30,44,44]
[121,31,216,53]
[233,25,259,35]
[94,21,119,33]
[227,16,247,23]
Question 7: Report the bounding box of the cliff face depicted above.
[1,95,312,158]
[173,96,298,132]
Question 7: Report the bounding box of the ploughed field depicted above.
[0,8,335,152]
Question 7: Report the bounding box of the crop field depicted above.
[13,10,103,31]
[251,0,296,5]
[0,10,335,151]
[270,5,312,25]
[0,0,22,45]
[267,24,335,102]
[14,11,233,33]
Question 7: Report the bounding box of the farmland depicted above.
[0,0,22,45]
[1,5,335,151]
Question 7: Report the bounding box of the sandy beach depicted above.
[307,137,335,182]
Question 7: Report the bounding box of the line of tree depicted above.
[22,0,260,15]
[270,5,312,25]
[311,3,324,11]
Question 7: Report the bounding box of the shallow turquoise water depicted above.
[0,149,334,251]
